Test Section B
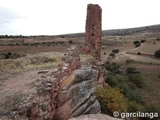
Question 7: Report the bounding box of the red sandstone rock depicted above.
[54,100,72,120]
[57,91,70,107]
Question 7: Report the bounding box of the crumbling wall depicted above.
[0,4,106,120]
[0,46,80,120]
[27,46,81,120]
[84,4,102,61]
[0,45,104,120]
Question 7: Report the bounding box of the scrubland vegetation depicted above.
[0,52,62,73]
[96,61,160,120]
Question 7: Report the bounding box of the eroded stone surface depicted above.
[54,67,100,120]
[69,114,123,120]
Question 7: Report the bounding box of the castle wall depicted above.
[85,4,102,61]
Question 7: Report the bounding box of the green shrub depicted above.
[154,50,160,58]
[105,74,114,85]
[127,101,141,112]
[126,67,136,74]
[126,59,135,64]
[137,52,141,55]
[96,86,128,114]
[105,63,120,73]
[117,83,130,96]
[129,74,145,88]
[126,67,140,74]
[144,105,160,120]
[4,54,9,59]
[112,49,119,54]
[133,41,140,45]
[145,105,160,113]
[141,40,146,43]
[135,43,141,47]
[127,82,137,90]
[7,52,12,56]
[105,73,118,87]
[126,91,145,104]
[156,37,160,41]
[68,40,73,44]
[109,52,115,58]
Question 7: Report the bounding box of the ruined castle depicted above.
[84,4,102,61]
[0,4,106,120]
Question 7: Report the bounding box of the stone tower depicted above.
[85,4,102,61]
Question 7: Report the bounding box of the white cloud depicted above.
[0,0,160,35]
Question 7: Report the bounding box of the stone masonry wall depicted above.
[84,4,102,61]
[1,45,105,120]
[28,45,81,120]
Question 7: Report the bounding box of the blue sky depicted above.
[0,0,160,35]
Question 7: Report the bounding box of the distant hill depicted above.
[0,24,160,38]
[54,24,160,38]
[102,24,160,36]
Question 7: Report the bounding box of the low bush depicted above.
[109,52,115,58]
[135,43,141,47]
[96,86,128,114]
[126,59,135,64]
[126,67,136,74]
[117,82,130,96]
[143,105,160,120]
[133,41,140,45]
[137,52,141,55]
[126,91,145,104]
[105,62,120,73]
[126,67,140,74]
[105,73,118,87]
[2,52,21,59]
[154,50,160,58]
[127,101,141,112]
[141,40,146,43]
[68,40,73,44]
[127,82,137,90]
[112,49,119,54]
[129,74,145,88]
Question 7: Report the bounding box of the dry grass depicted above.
[0,52,62,73]
[114,53,160,64]
[100,42,160,64]
[129,42,160,54]
[127,64,160,107]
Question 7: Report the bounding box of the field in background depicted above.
[0,24,160,119]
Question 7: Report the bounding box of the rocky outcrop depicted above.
[69,114,123,120]
[54,67,101,120]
